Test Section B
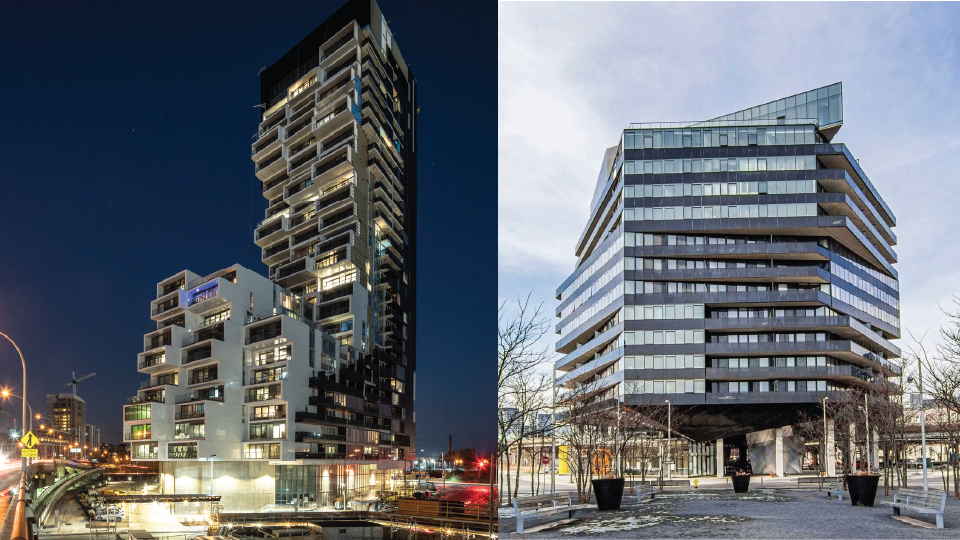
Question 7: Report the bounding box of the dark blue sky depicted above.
[0,0,495,455]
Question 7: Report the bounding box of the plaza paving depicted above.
[500,486,960,539]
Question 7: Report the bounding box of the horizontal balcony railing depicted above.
[140,379,175,389]
[175,411,205,420]
[152,302,178,316]
[295,431,346,442]
[322,32,354,60]
[248,433,286,441]
[245,392,282,403]
[129,395,164,404]
[244,328,283,345]
[250,411,286,421]
[295,452,346,460]
[705,364,874,382]
[257,221,284,240]
[159,283,185,298]
[182,331,223,347]
[124,432,152,441]
[183,348,212,364]
[138,357,167,369]
[188,373,218,385]
[175,393,224,404]
[257,152,283,172]
[248,372,287,385]
[253,133,279,155]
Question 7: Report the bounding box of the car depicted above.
[94,506,124,522]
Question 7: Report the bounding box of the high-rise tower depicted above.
[556,83,900,476]
[252,0,416,443]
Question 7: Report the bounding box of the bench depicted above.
[512,493,591,534]
[624,482,657,504]
[626,479,691,488]
[797,476,841,488]
[881,488,948,529]
[825,481,845,501]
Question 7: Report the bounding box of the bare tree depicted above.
[555,382,609,503]
[497,294,553,504]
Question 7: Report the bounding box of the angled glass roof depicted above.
[708,82,843,141]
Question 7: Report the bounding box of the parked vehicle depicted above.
[94,506,124,522]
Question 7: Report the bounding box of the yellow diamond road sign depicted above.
[20,431,37,449]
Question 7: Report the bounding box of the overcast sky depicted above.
[498,1,960,361]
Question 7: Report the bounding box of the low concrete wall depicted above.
[160,461,275,512]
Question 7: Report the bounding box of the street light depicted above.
[666,399,672,481]
[822,396,829,475]
[0,332,28,473]
[908,374,929,491]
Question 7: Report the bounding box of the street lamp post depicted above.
[0,332,28,474]
[822,396,829,475]
[909,373,929,491]
[666,400,671,481]
[551,367,556,494]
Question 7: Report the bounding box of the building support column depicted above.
[716,438,724,478]
[871,429,880,471]
[775,427,785,477]
[825,418,836,476]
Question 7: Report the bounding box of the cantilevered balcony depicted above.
[255,151,285,182]
[312,145,353,188]
[262,240,290,266]
[151,297,182,321]
[319,23,358,70]
[254,214,289,247]
[252,131,281,160]
[705,339,896,376]
[138,348,176,374]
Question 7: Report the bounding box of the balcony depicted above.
[285,176,315,206]
[288,147,319,178]
[250,410,286,422]
[181,328,223,348]
[152,299,180,319]
[188,372,218,386]
[255,219,287,247]
[175,410,205,420]
[252,132,281,160]
[295,431,346,443]
[183,347,213,365]
[246,326,283,346]
[138,353,172,374]
[247,370,287,386]
[129,394,164,405]
[259,111,286,138]
[175,390,224,404]
[124,431,152,441]
[144,336,171,352]
[256,151,286,182]
[140,378,175,390]
[262,241,290,266]
[245,386,282,403]
[313,148,352,185]
[294,452,346,460]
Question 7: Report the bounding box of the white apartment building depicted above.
[125,265,405,510]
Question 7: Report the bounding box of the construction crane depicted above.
[64,372,96,460]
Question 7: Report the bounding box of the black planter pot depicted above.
[591,478,625,511]
[845,474,880,507]
[732,475,751,493]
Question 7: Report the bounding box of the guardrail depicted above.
[10,472,37,540]
[32,467,105,530]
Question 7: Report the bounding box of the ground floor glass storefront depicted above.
[274,464,396,509]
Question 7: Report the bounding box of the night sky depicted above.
[0,0,495,456]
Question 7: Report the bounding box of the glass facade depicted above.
[556,83,899,445]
